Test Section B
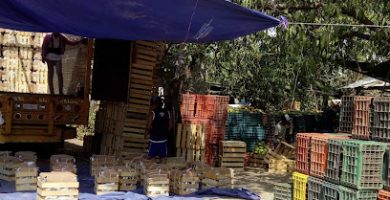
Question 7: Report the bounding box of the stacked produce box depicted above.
[179,94,229,166]
[219,141,246,170]
[37,172,79,200]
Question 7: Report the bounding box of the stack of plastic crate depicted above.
[296,133,322,174]
[378,189,390,200]
[323,181,339,200]
[352,96,373,140]
[339,185,378,200]
[339,96,354,133]
[371,97,390,141]
[310,134,351,178]
[341,140,385,190]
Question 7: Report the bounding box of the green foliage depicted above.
[162,0,389,112]
[254,141,268,156]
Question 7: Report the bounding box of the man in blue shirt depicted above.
[145,96,172,163]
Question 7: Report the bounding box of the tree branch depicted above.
[339,59,390,81]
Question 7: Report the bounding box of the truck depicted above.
[0,29,92,143]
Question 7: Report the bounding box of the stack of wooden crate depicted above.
[90,155,119,177]
[176,122,206,162]
[97,41,166,157]
[201,168,234,189]
[0,156,23,181]
[15,162,38,191]
[144,169,170,197]
[219,141,246,170]
[15,151,37,162]
[0,29,48,93]
[37,172,79,200]
[170,169,199,195]
[50,154,77,173]
[118,167,139,191]
[95,168,119,195]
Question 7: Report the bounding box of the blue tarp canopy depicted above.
[0,0,280,42]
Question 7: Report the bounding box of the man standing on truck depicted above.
[146,96,173,163]
[41,32,84,95]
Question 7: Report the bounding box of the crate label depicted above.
[22,104,38,110]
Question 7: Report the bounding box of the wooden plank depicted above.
[123,142,148,148]
[135,48,158,57]
[131,68,153,76]
[136,41,158,47]
[130,83,153,90]
[123,127,145,134]
[125,118,147,126]
[132,63,154,70]
[133,59,156,67]
[130,78,154,86]
[135,54,158,62]
[129,98,150,106]
[128,103,150,110]
[127,107,149,114]
[129,93,151,101]
[129,89,151,95]
[176,124,182,148]
[121,132,145,139]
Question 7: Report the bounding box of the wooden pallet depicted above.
[170,169,199,195]
[37,172,79,200]
[219,141,246,170]
[50,154,77,173]
[264,149,295,174]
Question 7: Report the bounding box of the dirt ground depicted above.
[64,139,292,200]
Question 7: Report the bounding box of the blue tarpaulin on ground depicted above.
[0,0,280,42]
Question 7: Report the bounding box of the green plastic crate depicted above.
[341,140,386,189]
[273,182,292,200]
[338,186,377,200]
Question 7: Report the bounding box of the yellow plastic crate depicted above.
[293,172,308,200]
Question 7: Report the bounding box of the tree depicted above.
[161,0,390,111]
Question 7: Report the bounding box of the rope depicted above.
[289,22,390,28]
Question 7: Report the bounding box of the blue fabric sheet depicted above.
[0,0,280,42]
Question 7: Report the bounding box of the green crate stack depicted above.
[323,181,339,200]
[383,144,390,190]
[339,186,378,200]
[341,140,386,190]
[273,182,292,200]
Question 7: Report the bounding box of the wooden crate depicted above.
[0,151,12,157]
[166,157,187,169]
[15,163,38,191]
[50,154,77,174]
[15,151,37,162]
[118,167,138,191]
[200,168,234,189]
[170,169,199,195]
[176,123,206,162]
[264,149,295,174]
[37,172,79,200]
[0,156,23,181]
[144,171,170,197]
[219,141,246,170]
[94,168,119,195]
[274,141,296,159]
[90,155,119,176]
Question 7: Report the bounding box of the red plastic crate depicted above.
[296,133,322,174]
[378,189,390,200]
[352,96,372,140]
[310,134,351,178]
[180,94,196,119]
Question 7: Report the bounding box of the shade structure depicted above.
[0,0,280,42]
